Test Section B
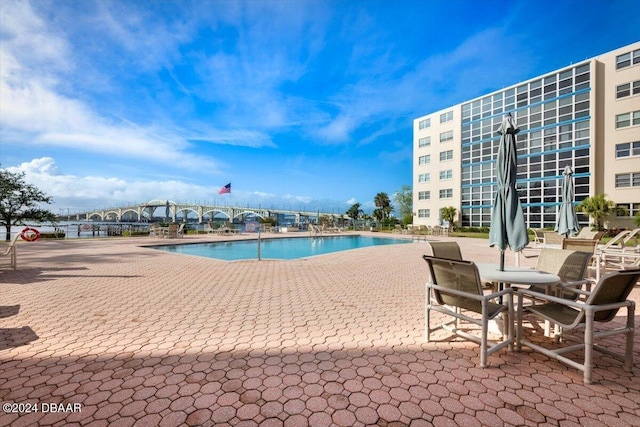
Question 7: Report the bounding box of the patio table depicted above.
[477,263,561,337]
[476,263,560,289]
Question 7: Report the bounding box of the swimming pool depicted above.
[152,235,412,261]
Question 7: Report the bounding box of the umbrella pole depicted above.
[499,250,505,271]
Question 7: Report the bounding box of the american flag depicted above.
[218,182,231,195]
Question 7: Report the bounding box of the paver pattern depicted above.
[1,233,639,426]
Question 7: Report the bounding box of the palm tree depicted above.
[346,203,364,221]
[576,194,615,231]
[441,206,457,233]
[374,192,393,220]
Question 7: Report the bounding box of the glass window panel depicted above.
[575,72,590,84]
[617,52,631,69]
[575,64,589,75]
[617,143,631,158]
[616,113,630,128]
[616,174,631,187]
[617,83,631,98]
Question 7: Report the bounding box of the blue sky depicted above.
[1,0,639,216]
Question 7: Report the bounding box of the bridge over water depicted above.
[57,200,343,224]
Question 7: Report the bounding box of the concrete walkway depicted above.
[1,233,638,426]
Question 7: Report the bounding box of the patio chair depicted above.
[427,241,462,260]
[165,224,179,238]
[599,229,634,252]
[532,229,545,247]
[148,223,162,238]
[543,231,563,247]
[1,233,21,269]
[599,228,640,270]
[528,248,593,297]
[517,268,640,384]
[423,255,514,368]
[562,239,600,285]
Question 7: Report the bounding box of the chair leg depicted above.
[516,293,523,351]
[625,302,635,372]
[584,311,594,384]
[480,301,488,368]
[425,284,431,342]
[506,292,514,351]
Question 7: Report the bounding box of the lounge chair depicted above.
[517,268,640,384]
[532,229,545,247]
[542,231,563,247]
[204,223,215,234]
[423,255,514,368]
[1,233,21,269]
[598,228,640,270]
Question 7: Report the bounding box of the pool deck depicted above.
[1,232,639,426]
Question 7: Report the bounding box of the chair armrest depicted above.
[427,282,512,302]
[558,283,591,296]
[484,287,514,300]
[518,288,585,309]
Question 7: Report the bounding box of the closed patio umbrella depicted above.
[489,113,529,270]
[555,165,580,237]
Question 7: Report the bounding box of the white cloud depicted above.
[7,157,337,213]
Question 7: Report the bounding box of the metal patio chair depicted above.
[562,239,600,286]
[528,248,593,297]
[1,233,21,270]
[427,241,462,260]
[423,255,514,368]
[517,268,640,384]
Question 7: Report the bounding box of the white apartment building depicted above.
[413,41,640,229]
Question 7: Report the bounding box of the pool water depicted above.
[152,235,412,261]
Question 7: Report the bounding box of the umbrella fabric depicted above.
[489,114,529,253]
[165,201,171,222]
[555,165,580,237]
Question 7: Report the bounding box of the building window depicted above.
[419,118,431,129]
[418,191,431,200]
[418,209,430,218]
[615,203,640,217]
[615,172,640,188]
[418,136,431,147]
[440,110,453,123]
[439,170,453,180]
[616,49,640,70]
[616,110,640,129]
[439,150,454,161]
[616,141,640,158]
[439,189,453,199]
[616,80,640,99]
[418,155,431,165]
[418,173,430,183]
[440,130,453,143]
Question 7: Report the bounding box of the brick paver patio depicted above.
[1,233,639,426]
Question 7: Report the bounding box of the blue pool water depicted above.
[152,235,412,261]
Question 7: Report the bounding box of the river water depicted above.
[2,221,155,239]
